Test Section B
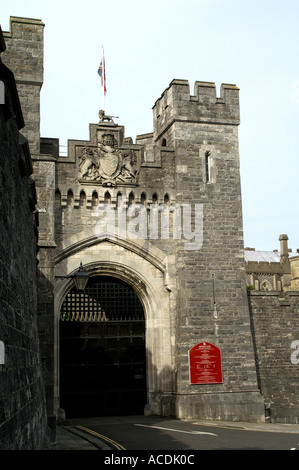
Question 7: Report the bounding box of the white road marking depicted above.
[135,424,217,436]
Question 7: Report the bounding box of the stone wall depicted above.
[248,291,299,423]
[2,17,57,438]
[32,156,56,429]
[0,27,49,449]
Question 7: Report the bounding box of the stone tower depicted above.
[148,80,265,420]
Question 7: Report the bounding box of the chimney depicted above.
[279,234,291,288]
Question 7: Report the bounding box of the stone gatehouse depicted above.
[1,16,298,446]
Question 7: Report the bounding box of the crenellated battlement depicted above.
[2,17,44,155]
[153,79,240,141]
[3,17,44,85]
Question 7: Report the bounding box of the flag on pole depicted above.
[98,48,107,95]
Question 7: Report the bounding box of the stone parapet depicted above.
[153,79,240,143]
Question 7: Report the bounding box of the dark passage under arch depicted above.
[59,276,147,418]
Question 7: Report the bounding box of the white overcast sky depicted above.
[1,0,298,252]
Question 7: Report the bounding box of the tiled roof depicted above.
[244,250,298,263]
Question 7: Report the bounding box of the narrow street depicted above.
[59,415,299,451]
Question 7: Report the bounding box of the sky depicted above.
[1,0,298,252]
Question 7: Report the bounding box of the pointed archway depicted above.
[59,275,146,418]
[54,233,175,419]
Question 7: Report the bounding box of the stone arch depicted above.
[116,191,123,206]
[67,189,73,206]
[59,274,147,417]
[104,191,111,204]
[55,259,156,323]
[55,188,61,202]
[53,233,175,417]
[79,190,86,207]
[92,190,98,207]
[128,191,135,206]
[164,193,170,205]
[152,192,158,203]
[140,192,147,205]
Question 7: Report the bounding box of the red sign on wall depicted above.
[189,341,223,384]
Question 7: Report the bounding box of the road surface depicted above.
[63,415,299,451]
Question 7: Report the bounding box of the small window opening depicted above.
[152,193,158,203]
[104,191,111,204]
[205,151,211,183]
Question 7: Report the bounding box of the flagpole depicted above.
[102,45,105,112]
[103,81,105,112]
[98,45,107,112]
[102,44,106,112]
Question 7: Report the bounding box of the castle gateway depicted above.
[3,17,298,430]
[46,78,265,422]
[2,17,265,422]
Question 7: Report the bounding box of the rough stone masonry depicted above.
[0,23,49,449]
[1,17,298,449]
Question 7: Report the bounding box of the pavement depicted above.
[51,419,299,451]
[52,425,108,450]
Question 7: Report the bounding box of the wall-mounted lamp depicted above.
[55,262,89,291]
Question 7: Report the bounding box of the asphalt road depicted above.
[64,415,299,451]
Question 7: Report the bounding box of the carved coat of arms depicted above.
[78,133,139,186]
